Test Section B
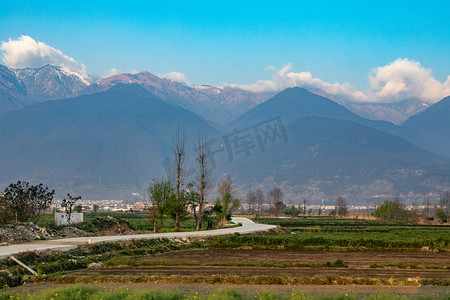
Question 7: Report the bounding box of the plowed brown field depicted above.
[76,249,450,279]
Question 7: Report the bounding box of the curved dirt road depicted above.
[0,217,275,258]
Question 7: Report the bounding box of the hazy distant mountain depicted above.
[84,71,273,124]
[342,98,430,124]
[0,84,218,199]
[222,88,450,202]
[1,64,449,203]
[0,84,448,202]
[223,116,450,204]
[229,87,429,152]
[231,87,358,127]
[403,96,450,158]
[307,89,430,124]
[0,64,89,113]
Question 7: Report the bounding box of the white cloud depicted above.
[0,35,88,80]
[234,59,450,103]
[161,71,191,85]
[369,58,450,103]
[264,65,276,71]
[104,68,122,77]
[102,68,141,78]
[233,63,368,102]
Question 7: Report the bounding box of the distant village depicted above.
[49,198,391,214]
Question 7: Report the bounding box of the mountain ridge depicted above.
[0,63,443,126]
[229,87,432,153]
[403,96,450,158]
[84,71,274,124]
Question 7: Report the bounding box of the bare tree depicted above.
[246,190,257,214]
[61,193,82,225]
[172,127,187,232]
[439,191,450,214]
[269,186,284,217]
[266,192,273,215]
[411,201,419,223]
[255,189,264,217]
[335,196,348,217]
[439,191,450,221]
[423,197,431,217]
[194,132,214,231]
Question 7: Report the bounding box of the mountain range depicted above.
[0,63,432,125]
[0,64,449,204]
[84,71,275,125]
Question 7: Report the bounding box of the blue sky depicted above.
[1,0,449,96]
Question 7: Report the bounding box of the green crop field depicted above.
[207,228,450,250]
[3,285,447,300]
[203,217,450,251]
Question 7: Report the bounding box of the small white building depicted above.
[55,213,84,226]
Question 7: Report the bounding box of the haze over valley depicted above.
[1,62,449,204]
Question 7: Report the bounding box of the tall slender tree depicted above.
[255,189,264,218]
[439,191,450,214]
[172,127,187,232]
[423,197,431,217]
[439,191,450,221]
[246,190,257,214]
[194,132,214,231]
[269,186,284,217]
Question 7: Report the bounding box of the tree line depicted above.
[245,188,349,218]
[373,194,450,223]
[244,188,450,223]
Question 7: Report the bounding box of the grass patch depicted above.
[3,285,447,299]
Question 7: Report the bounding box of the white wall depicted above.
[55,213,84,226]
